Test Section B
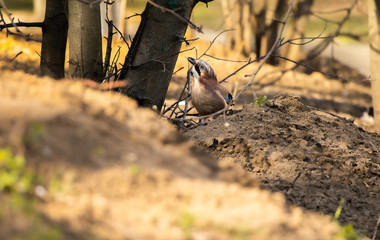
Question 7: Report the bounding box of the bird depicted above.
[187,57,232,116]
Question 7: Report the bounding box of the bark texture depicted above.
[40,0,68,79]
[68,0,103,81]
[119,0,207,110]
[369,0,380,130]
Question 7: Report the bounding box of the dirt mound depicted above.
[0,71,346,239]
[184,93,380,239]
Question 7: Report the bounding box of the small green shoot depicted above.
[49,175,63,196]
[334,198,345,220]
[333,198,360,240]
[93,146,105,157]
[0,148,62,239]
[129,164,141,175]
[334,224,359,240]
[23,122,44,144]
[254,96,270,106]
[0,148,36,193]
[178,211,196,239]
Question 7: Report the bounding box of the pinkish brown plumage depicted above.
[187,57,232,116]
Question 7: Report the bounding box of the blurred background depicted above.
[3,0,369,75]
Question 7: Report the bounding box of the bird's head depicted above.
[187,57,217,82]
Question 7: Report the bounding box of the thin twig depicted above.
[306,0,359,59]
[198,29,235,59]
[167,102,231,122]
[125,13,141,20]
[173,67,184,75]
[10,51,22,62]
[0,0,42,41]
[131,47,195,68]
[204,53,249,63]
[0,21,43,30]
[103,20,114,75]
[291,172,302,188]
[219,56,266,84]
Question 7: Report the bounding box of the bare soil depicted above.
[0,33,379,239]
[0,70,341,240]
[184,94,380,239]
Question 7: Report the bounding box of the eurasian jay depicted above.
[187,57,232,116]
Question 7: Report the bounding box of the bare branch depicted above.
[204,54,250,63]
[0,21,43,30]
[198,29,235,58]
[219,56,265,84]
[125,13,141,20]
[306,0,359,59]
[0,0,42,42]
[10,51,23,62]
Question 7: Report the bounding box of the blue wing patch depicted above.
[224,93,233,103]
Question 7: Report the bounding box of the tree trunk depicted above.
[34,0,46,20]
[249,1,267,58]
[369,0,380,130]
[68,0,103,81]
[40,0,68,79]
[119,0,210,110]
[266,0,287,65]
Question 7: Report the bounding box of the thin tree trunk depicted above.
[68,0,103,81]
[40,0,68,79]
[119,0,210,110]
[250,1,267,58]
[369,0,380,130]
[266,0,287,65]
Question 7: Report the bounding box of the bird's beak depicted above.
[187,57,196,65]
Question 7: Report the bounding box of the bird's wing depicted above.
[215,84,233,104]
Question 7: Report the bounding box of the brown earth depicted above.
[0,70,343,240]
[184,94,380,239]
[0,33,379,239]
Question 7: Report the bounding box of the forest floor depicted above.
[0,31,379,240]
